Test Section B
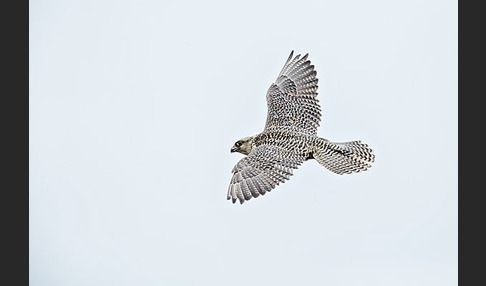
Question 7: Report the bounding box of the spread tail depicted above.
[313,139,375,175]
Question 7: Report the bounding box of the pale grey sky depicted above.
[30,0,457,285]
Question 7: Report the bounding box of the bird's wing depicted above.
[227,145,305,204]
[264,51,321,134]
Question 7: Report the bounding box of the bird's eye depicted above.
[235,142,241,147]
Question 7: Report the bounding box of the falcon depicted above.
[228,51,375,204]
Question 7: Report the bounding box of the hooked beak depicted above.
[230,146,237,153]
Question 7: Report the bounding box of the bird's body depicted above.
[228,51,375,204]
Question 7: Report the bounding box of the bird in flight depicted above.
[228,51,375,204]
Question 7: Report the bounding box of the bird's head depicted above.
[230,136,256,155]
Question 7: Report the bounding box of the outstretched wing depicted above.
[264,51,321,135]
[227,145,305,204]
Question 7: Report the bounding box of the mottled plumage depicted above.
[229,51,375,204]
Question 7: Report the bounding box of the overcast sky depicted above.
[30,0,457,285]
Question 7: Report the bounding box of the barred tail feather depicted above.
[313,140,375,175]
